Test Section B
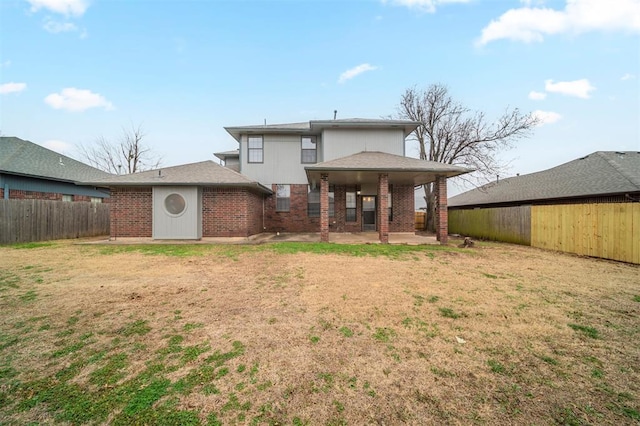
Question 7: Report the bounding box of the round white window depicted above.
[164,193,186,216]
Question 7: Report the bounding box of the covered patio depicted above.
[305,151,472,244]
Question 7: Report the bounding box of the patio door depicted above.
[362,196,376,231]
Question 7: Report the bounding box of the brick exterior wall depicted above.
[202,187,264,237]
[435,176,448,244]
[110,187,153,238]
[378,174,389,243]
[264,184,321,233]
[8,190,63,200]
[109,182,416,239]
[389,184,415,232]
[262,182,416,235]
[3,189,109,203]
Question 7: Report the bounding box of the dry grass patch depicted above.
[0,240,638,425]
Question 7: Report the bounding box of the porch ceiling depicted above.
[305,151,472,187]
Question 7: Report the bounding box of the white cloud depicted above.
[532,110,562,125]
[27,0,89,17]
[545,78,595,98]
[385,0,470,13]
[528,90,547,100]
[0,82,27,94]
[41,139,73,154]
[477,0,640,45]
[43,19,78,33]
[338,63,378,83]
[44,88,114,112]
[621,73,636,80]
[0,60,11,68]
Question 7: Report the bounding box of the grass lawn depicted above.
[0,239,638,425]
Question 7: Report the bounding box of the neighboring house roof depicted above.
[449,151,640,208]
[305,151,472,185]
[224,118,420,142]
[81,160,272,193]
[0,136,111,183]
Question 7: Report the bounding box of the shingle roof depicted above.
[213,150,239,161]
[448,151,640,207]
[0,136,111,183]
[80,160,272,193]
[305,151,472,185]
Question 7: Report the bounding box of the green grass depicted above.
[439,307,463,319]
[120,319,151,337]
[97,241,463,259]
[633,295,640,303]
[372,327,397,343]
[338,326,354,337]
[568,323,600,339]
[10,242,56,249]
[488,359,506,374]
[0,271,20,291]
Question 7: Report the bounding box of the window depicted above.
[307,186,334,217]
[90,197,102,204]
[248,135,263,163]
[388,185,393,221]
[301,136,317,163]
[164,193,186,216]
[276,184,290,212]
[346,191,356,222]
[62,194,73,202]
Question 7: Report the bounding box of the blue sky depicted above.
[1,0,639,193]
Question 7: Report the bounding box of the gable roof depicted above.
[448,151,640,208]
[80,160,272,193]
[305,151,472,185]
[224,118,420,142]
[0,136,111,183]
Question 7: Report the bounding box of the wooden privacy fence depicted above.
[449,203,639,264]
[0,199,110,244]
[531,203,640,264]
[448,206,531,245]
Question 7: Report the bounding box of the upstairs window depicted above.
[308,186,334,217]
[248,135,263,163]
[301,136,317,163]
[62,194,73,202]
[276,184,290,212]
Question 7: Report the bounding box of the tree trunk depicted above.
[422,183,436,233]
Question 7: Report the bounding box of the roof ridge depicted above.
[596,151,640,189]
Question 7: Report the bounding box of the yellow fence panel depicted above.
[531,203,639,264]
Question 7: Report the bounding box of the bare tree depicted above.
[397,84,539,231]
[77,124,162,174]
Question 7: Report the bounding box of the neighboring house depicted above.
[85,119,471,243]
[448,151,640,263]
[0,136,111,202]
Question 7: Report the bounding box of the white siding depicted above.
[240,134,320,186]
[153,186,202,239]
[323,129,405,161]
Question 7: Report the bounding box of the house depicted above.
[0,136,111,202]
[85,119,471,243]
[448,151,640,263]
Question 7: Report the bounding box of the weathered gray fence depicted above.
[448,205,532,245]
[0,199,110,244]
